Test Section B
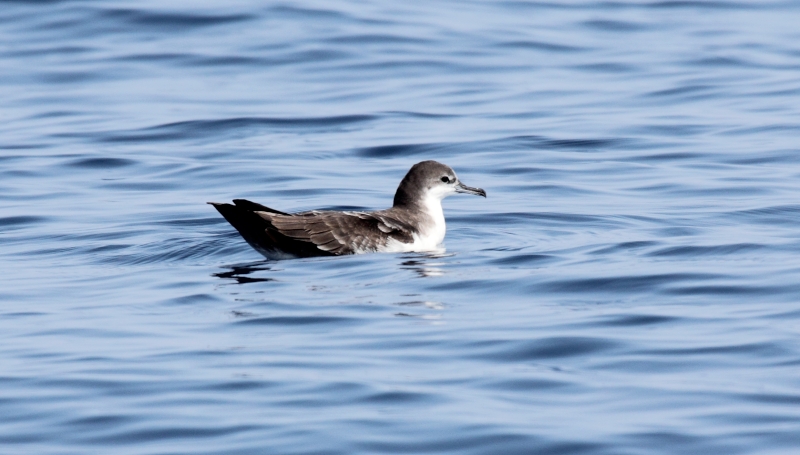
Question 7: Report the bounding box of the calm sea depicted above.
[2,1,800,454]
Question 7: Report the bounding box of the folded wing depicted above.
[264,210,415,255]
[210,199,416,257]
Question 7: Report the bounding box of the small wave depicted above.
[646,243,763,257]
[95,115,377,143]
[598,314,679,327]
[66,157,137,169]
[0,215,48,229]
[489,253,558,266]
[495,40,588,53]
[538,273,722,294]
[727,205,800,225]
[582,19,647,32]
[98,8,253,30]
[236,315,358,326]
[473,336,620,362]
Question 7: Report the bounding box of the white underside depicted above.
[377,191,448,254]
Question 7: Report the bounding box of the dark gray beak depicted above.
[455,181,486,198]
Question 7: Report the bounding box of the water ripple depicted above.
[3,1,800,454]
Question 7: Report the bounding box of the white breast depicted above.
[380,194,446,253]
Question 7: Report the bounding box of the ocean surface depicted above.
[2,1,800,454]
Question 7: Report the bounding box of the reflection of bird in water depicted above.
[212,262,275,284]
[400,255,449,277]
[209,161,485,259]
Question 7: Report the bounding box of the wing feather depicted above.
[265,210,415,255]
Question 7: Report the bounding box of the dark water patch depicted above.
[630,152,705,162]
[155,217,222,227]
[427,278,518,293]
[100,181,176,191]
[87,424,258,444]
[490,253,557,266]
[723,123,800,136]
[689,56,752,67]
[271,187,334,198]
[362,390,439,405]
[622,432,738,455]
[514,184,594,196]
[66,157,137,169]
[64,414,133,428]
[356,142,444,158]
[203,380,274,392]
[357,135,628,159]
[113,52,190,63]
[0,215,48,230]
[182,55,266,67]
[85,244,130,254]
[486,166,551,176]
[665,284,794,297]
[541,137,625,151]
[36,71,107,84]
[335,58,491,75]
[482,378,572,391]
[329,33,433,45]
[727,205,800,225]
[741,392,800,405]
[2,0,66,4]
[589,241,660,255]
[237,316,358,326]
[9,46,93,58]
[2,312,46,318]
[574,62,637,73]
[646,84,714,98]
[96,115,376,143]
[166,293,223,306]
[645,1,757,10]
[383,110,457,119]
[654,226,700,237]
[359,432,551,455]
[452,211,621,228]
[539,273,721,294]
[98,8,254,30]
[647,243,763,257]
[598,313,679,327]
[269,4,354,21]
[726,150,800,165]
[227,49,349,67]
[628,124,711,136]
[583,19,646,32]
[640,341,788,358]
[496,40,587,53]
[473,337,619,362]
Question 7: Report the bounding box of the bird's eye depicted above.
[441,176,450,183]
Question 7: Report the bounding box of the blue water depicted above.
[3,1,800,454]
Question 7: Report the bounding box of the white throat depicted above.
[414,190,448,250]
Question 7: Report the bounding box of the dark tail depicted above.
[208,200,333,258]
[208,202,278,254]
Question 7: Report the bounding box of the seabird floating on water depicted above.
[209,160,486,258]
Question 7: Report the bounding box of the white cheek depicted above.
[429,185,455,200]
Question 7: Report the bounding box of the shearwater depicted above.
[209,160,486,258]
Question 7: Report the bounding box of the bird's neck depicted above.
[408,194,446,245]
